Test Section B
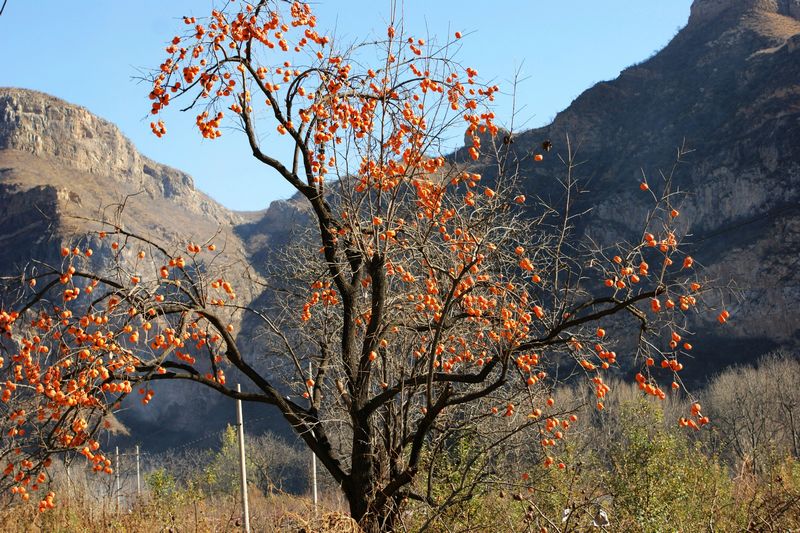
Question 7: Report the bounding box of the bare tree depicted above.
[706,351,800,472]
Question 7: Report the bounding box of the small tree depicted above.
[202,425,241,496]
[605,400,735,532]
[0,1,728,529]
[146,468,178,504]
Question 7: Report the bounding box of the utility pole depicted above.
[114,446,120,511]
[309,362,318,514]
[236,384,251,533]
[135,445,141,496]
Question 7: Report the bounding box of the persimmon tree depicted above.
[0,1,730,530]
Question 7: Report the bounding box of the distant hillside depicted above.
[0,87,314,447]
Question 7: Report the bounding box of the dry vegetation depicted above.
[0,487,356,532]
[0,353,798,532]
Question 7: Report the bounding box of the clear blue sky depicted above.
[0,1,692,211]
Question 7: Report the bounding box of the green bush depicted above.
[145,468,177,503]
[605,399,740,532]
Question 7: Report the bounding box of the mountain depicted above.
[1,0,799,446]
[0,88,305,446]
[457,0,800,375]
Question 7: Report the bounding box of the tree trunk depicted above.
[348,490,401,533]
[347,420,403,532]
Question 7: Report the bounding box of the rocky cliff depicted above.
[455,0,800,374]
[0,88,232,217]
[0,88,276,443]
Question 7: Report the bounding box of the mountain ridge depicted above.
[465,0,800,364]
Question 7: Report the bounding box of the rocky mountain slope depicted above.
[0,87,316,446]
[0,0,798,444]
[457,0,800,373]
[0,88,249,267]
[0,88,296,444]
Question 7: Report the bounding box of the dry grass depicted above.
[749,11,800,39]
[0,488,358,533]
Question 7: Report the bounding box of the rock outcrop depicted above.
[0,88,231,221]
[689,0,800,25]
[0,88,270,446]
